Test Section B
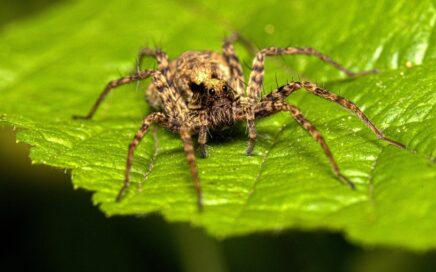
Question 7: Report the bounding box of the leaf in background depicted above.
[0,0,435,250]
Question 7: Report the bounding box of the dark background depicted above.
[1,1,436,272]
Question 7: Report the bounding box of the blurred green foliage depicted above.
[0,0,60,28]
[0,0,435,252]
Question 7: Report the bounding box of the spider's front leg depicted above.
[152,72,203,210]
[116,112,168,201]
[244,46,381,154]
[222,33,256,95]
[244,51,265,155]
[197,111,208,158]
[118,71,196,203]
[285,103,355,188]
[136,48,172,81]
[179,126,203,211]
[72,70,154,120]
[255,100,355,188]
[262,81,405,149]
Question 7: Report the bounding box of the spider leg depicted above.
[259,81,405,148]
[226,32,258,56]
[258,47,376,78]
[285,103,355,188]
[245,46,377,125]
[301,81,405,148]
[244,51,266,155]
[247,47,376,109]
[262,81,303,102]
[180,126,203,211]
[245,115,257,155]
[73,69,187,121]
[136,48,172,81]
[222,33,254,96]
[255,101,355,188]
[152,70,188,120]
[72,70,154,120]
[197,111,208,158]
[116,112,168,202]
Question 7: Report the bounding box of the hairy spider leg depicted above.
[259,47,377,78]
[271,101,355,189]
[197,111,208,158]
[73,68,196,204]
[137,48,172,80]
[72,70,155,120]
[244,47,379,155]
[148,71,204,210]
[151,71,188,119]
[226,32,258,56]
[180,126,203,211]
[254,100,354,187]
[244,51,265,155]
[116,112,168,202]
[222,33,248,96]
[262,81,405,148]
[73,69,187,120]
[116,70,203,205]
[223,33,260,155]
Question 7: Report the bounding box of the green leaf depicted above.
[1,0,435,250]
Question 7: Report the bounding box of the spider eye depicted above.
[222,85,228,92]
[209,88,216,96]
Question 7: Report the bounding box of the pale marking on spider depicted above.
[73,33,405,211]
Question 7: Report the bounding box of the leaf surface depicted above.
[0,0,435,250]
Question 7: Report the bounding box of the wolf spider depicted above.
[73,33,405,211]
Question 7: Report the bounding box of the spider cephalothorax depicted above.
[73,33,405,211]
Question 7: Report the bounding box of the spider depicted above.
[73,33,405,211]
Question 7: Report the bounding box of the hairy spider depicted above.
[73,33,405,211]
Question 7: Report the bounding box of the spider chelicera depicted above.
[73,33,405,211]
